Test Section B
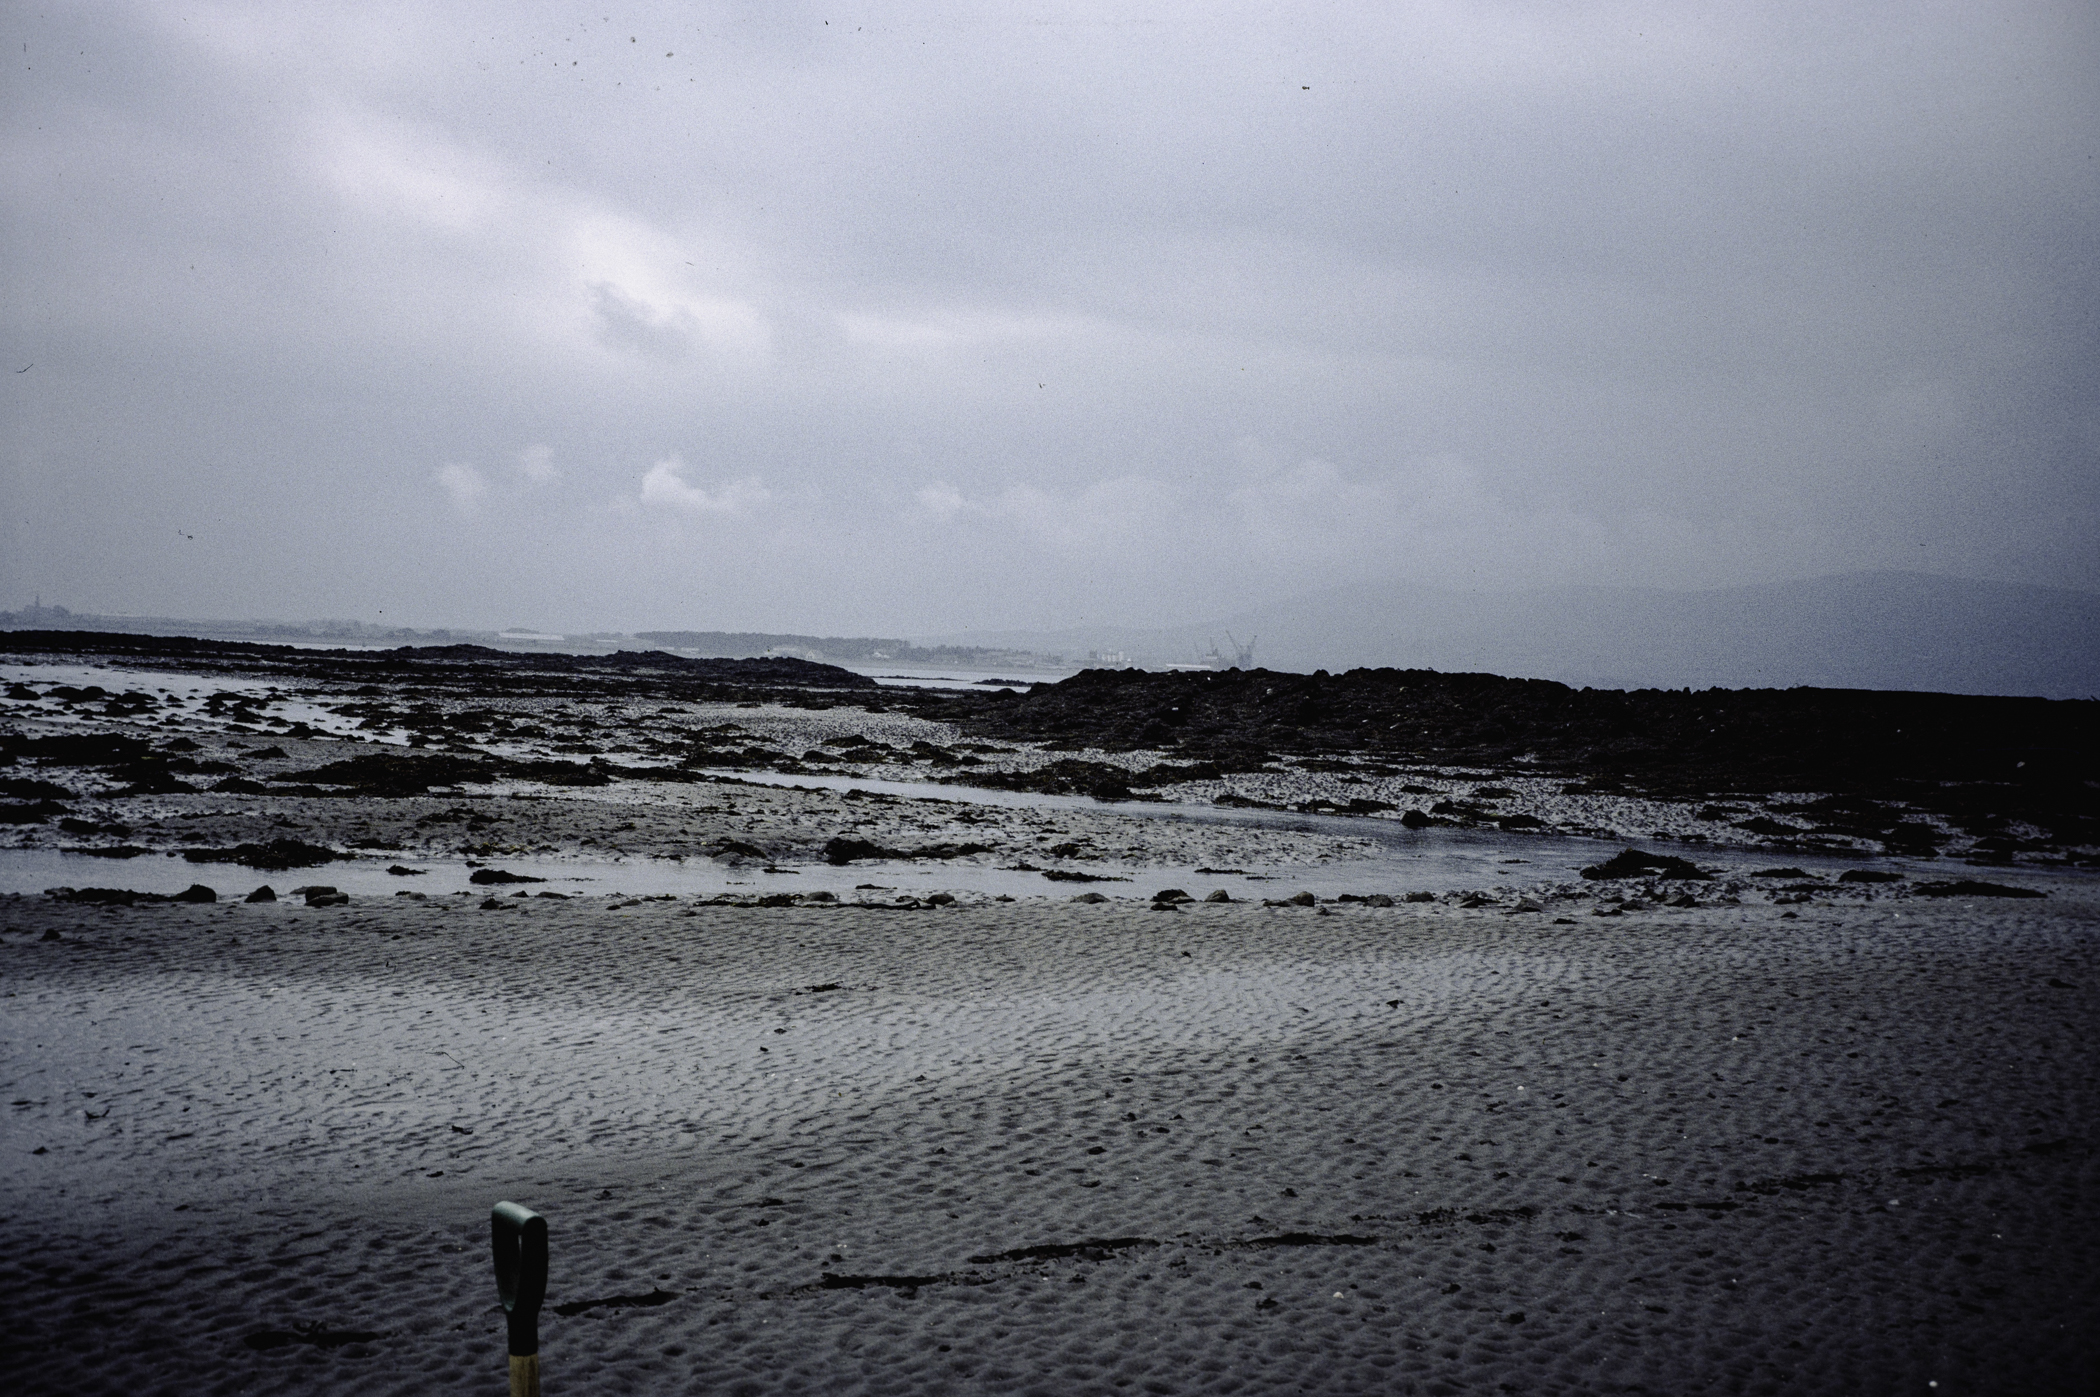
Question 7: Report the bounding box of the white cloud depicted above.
[515,443,557,483]
[322,117,507,236]
[572,214,772,364]
[588,282,703,362]
[435,462,487,513]
[916,482,968,521]
[914,475,1191,551]
[638,457,772,515]
[311,107,773,371]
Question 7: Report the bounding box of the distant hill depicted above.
[0,607,1066,672]
[0,604,471,648]
[924,572,2100,699]
[634,630,911,660]
[632,631,1063,670]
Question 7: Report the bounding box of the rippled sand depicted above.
[3,883,2095,1395]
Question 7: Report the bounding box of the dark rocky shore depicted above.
[893,665,2099,864]
[3,629,2095,867]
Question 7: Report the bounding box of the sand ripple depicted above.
[3,887,2095,1394]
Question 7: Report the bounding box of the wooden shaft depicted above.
[509,1353,541,1397]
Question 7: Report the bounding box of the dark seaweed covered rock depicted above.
[183,838,346,870]
[469,868,546,884]
[951,759,1155,800]
[1580,848,1712,881]
[45,883,216,905]
[274,753,495,794]
[825,836,902,864]
[824,836,995,864]
[903,666,2097,853]
[1913,880,2044,898]
[272,752,614,793]
[46,886,155,905]
[0,776,75,800]
[110,763,200,795]
[0,731,155,766]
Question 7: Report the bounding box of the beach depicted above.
[4,881,2095,1395]
[2,638,2096,1393]
[13,5,2097,1390]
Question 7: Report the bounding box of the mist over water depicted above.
[932,572,2100,698]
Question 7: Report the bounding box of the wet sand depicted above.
[3,883,2095,1395]
[3,640,2096,1393]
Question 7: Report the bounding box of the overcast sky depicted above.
[4,2,2094,635]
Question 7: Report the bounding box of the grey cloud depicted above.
[2,1,2095,640]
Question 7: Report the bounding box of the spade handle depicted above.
[491,1202,547,1394]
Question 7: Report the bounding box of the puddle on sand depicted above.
[1,662,373,741]
[0,824,1931,905]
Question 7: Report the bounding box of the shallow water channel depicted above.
[2,767,1921,905]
